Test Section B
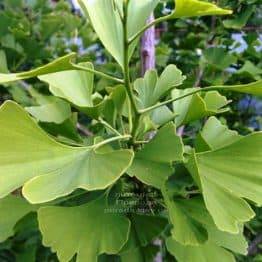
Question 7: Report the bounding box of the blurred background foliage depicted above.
[0,0,261,261]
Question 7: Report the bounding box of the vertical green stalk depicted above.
[122,1,140,141]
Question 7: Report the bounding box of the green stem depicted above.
[122,1,140,141]
[72,63,124,84]
[92,135,131,150]
[99,117,122,136]
[128,15,169,44]
[139,86,223,114]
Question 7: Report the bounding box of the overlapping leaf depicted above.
[0,53,75,84]
[169,0,232,19]
[0,195,37,242]
[128,123,184,188]
[121,214,167,253]
[79,0,159,67]
[135,65,185,109]
[166,237,235,262]
[0,101,134,203]
[38,196,130,262]
[172,89,229,126]
[25,98,71,124]
[162,191,247,253]
[186,117,262,233]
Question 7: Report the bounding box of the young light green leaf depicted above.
[169,0,232,19]
[25,98,71,124]
[38,196,130,262]
[186,122,262,233]
[166,237,235,262]
[128,123,184,189]
[0,195,37,242]
[0,53,75,84]
[172,89,229,126]
[195,117,241,152]
[0,101,134,203]
[39,63,94,107]
[135,65,185,109]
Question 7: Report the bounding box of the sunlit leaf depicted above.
[170,0,232,19]
[0,101,134,203]
[0,53,76,84]
[186,118,262,233]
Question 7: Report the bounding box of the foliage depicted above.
[0,0,261,261]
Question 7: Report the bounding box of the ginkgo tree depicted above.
[0,0,261,261]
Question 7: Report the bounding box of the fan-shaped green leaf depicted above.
[38,196,130,262]
[135,65,185,109]
[162,191,247,253]
[25,98,71,124]
[78,0,159,67]
[172,89,229,126]
[121,214,167,253]
[0,195,37,242]
[195,117,241,152]
[0,53,75,84]
[128,123,184,189]
[0,101,134,203]
[169,0,232,19]
[166,237,235,262]
[186,119,262,233]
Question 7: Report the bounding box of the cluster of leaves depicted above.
[0,0,261,261]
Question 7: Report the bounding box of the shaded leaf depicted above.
[38,196,130,262]
[0,195,37,242]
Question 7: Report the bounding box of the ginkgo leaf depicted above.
[209,80,262,96]
[121,214,167,253]
[25,98,71,124]
[195,117,241,152]
[186,120,262,233]
[166,237,235,262]
[0,101,134,203]
[135,65,185,109]
[0,53,75,84]
[120,244,159,262]
[39,63,93,106]
[128,123,184,189]
[162,191,247,253]
[162,188,208,246]
[172,89,229,126]
[79,0,159,67]
[0,195,37,242]
[169,0,232,19]
[38,196,130,262]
